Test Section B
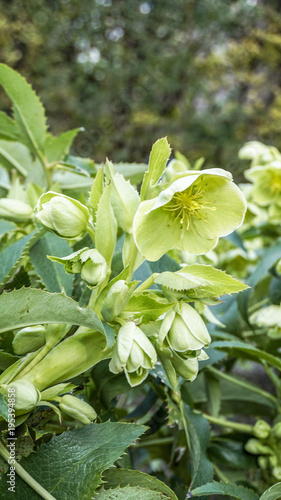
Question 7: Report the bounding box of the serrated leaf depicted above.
[0,140,46,187]
[155,265,248,298]
[0,64,47,159]
[184,405,213,489]
[141,138,171,200]
[0,111,20,141]
[260,483,281,500]
[0,422,146,500]
[29,232,73,296]
[0,288,114,346]
[190,481,259,499]
[45,128,82,163]
[0,232,36,286]
[121,293,174,323]
[211,340,281,371]
[114,162,148,184]
[102,469,178,500]
[95,184,117,266]
[95,486,169,499]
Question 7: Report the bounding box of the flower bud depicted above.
[158,303,211,356]
[272,466,281,481]
[59,395,97,424]
[0,199,34,222]
[245,439,273,456]
[48,248,107,287]
[273,422,281,439]
[5,380,41,411]
[164,159,188,182]
[80,249,107,286]
[12,325,46,355]
[269,455,278,468]
[101,280,130,322]
[109,322,157,387]
[257,456,268,470]
[253,420,271,439]
[35,191,90,238]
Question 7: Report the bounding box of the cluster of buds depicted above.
[156,302,210,387]
[245,420,281,481]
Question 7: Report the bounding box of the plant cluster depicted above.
[0,65,280,500]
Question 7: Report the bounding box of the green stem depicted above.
[0,442,57,500]
[262,362,281,399]
[213,463,230,483]
[203,414,253,434]
[206,366,278,407]
[133,437,174,447]
[87,223,95,244]
[127,238,139,280]
[11,344,52,381]
[135,273,158,293]
[178,399,191,449]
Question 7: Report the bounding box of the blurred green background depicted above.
[0,0,280,176]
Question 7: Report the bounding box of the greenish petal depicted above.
[179,222,218,254]
[158,309,175,347]
[133,200,182,261]
[172,353,198,381]
[134,326,157,365]
[126,341,145,371]
[124,367,149,387]
[168,315,205,351]
[181,303,211,346]
[116,322,135,365]
[193,179,246,239]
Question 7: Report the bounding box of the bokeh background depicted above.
[1,0,281,177]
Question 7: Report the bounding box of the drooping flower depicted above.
[35,191,90,238]
[109,322,157,386]
[133,169,247,261]
[245,162,281,208]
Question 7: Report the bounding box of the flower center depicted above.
[162,180,216,230]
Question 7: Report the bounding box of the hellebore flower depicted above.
[156,302,210,384]
[35,191,90,238]
[4,380,41,412]
[133,169,247,261]
[48,247,107,287]
[109,322,157,386]
[12,325,46,355]
[245,162,281,208]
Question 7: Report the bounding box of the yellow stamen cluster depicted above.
[163,180,216,230]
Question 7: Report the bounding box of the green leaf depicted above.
[95,184,117,266]
[102,469,178,500]
[204,372,221,417]
[0,288,114,346]
[155,264,249,298]
[29,233,74,296]
[184,405,213,489]
[114,162,148,184]
[89,167,104,223]
[190,482,259,499]
[0,141,27,176]
[141,138,171,200]
[0,64,47,158]
[45,129,82,163]
[0,220,15,236]
[95,486,170,499]
[0,232,35,286]
[211,340,281,371]
[0,393,8,420]
[0,422,146,500]
[260,483,281,500]
[0,111,20,141]
[121,293,174,323]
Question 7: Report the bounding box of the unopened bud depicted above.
[35,191,90,238]
[253,420,271,439]
[245,438,272,456]
[0,199,33,222]
[48,248,107,287]
[12,325,46,355]
[273,422,281,438]
[101,280,130,322]
[5,380,41,411]
[59,395,97,424]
